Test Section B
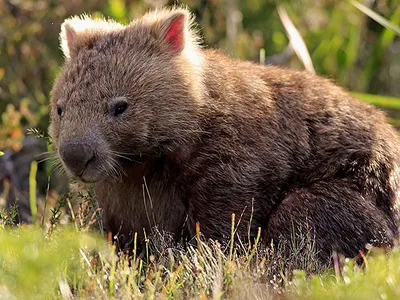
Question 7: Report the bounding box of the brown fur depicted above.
[50,8,400,261]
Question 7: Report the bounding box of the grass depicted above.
[353,92,400,110]
[1,224,400,299]
[0,226,103,299]
[1,187,400,299]
[290,249,400,300]
[353,92,400,129]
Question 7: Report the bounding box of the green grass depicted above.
[1,224,400,299]
[353,92,400,128]
[290,249,400,300]
[1,191,400,300]
[353,92,400,110]
[0,226,104,299]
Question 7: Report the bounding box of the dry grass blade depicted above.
[349,0,400,36]
[58,279,73,299]
[277,5,315,74]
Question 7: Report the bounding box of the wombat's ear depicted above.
[60,21,77,59]
[151,9,190,54]
[60,17,102,60]
[60,16,123,60]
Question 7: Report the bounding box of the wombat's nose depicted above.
[60,143,95,176]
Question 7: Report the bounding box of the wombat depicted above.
[50,7,400,262]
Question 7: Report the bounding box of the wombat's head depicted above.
[50,8,204,183]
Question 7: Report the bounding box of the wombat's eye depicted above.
[113,101,128,116]
[56,105,63,117]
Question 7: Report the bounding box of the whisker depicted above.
[51,162,66,176]
[37,156,58,164]
[108,150,143,165]
[34,150,57,158]
[100,157,124,183]
[107,161,120,182]
[111,158,127,177]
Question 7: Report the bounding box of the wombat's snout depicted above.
[60,142,95,177]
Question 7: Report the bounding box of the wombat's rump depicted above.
[50,7,400,262]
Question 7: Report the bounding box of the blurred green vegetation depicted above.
[0,226,105,298]
[0,0,399,150]
[290,249,400,300]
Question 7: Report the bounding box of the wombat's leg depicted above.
[266,180,397,262]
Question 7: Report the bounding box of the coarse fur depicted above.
[50,7,400,262]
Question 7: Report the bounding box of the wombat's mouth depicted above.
[66,165,105,184]
[76,155,144,184]
[78,173,101,184]
[60,155,120,184]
